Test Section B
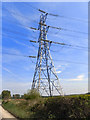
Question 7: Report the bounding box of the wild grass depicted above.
[2,100,30,118]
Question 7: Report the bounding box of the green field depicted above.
[2,94,90,119]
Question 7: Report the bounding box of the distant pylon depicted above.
[32,13,64,96]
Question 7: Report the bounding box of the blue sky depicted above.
[1,2,88,95]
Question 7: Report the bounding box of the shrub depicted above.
[31,97,90,119]
[2,90,11,100]
[24,89,40,100]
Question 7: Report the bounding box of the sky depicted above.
[1,2,88,95]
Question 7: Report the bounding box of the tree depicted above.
[13,94,20,99]
[21,95,24,99]
[24,89,40,100]
[2,90,11,99]
[0,94,2,99]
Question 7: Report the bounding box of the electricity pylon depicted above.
[32,13,63,96]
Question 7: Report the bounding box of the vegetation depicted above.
[13,94,20,99]
[24,89,40,100]
[31,95,90,119]
[2,100,30,118]
[2,90,11,99]
[0,94,2,99]
[2,93,90,119]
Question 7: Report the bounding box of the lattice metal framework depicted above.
[32,13,63,96]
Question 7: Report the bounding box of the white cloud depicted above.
[3,67,11,73]
[66,74,87,82]
[6,7,31,28]
[2,67,24,81]
[55,63,68,75]
[2,47,26,63]
[70,74,84,81]
[55,65,62,70]
[4,5,39,31]
[13,40,31,48]
[23,64,35,71]
[3,47,21,55]
[56,70,62,74]
[13,40,37,53]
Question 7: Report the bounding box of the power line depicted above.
[2,32,36,51]
[27,4,88,23]
[3,9,87,38]
[3,19,87,40]
[2,27,38,37]
[4,6,87,35]
[3,28,30,37]
[2,27,88,51]
[2,33,39,48]
[38,9,88,23]
[48,13,88,23]
[2,52,87,65]
[28,24,87,35]
[2,33,37,42]
[50,45,87,52]
[35,38,88,51]
[39,23,88,35]
[3,16,88,40]
[52,32,88,39]
[33,39,88,50]
[23,3,41,16]
[3,7,38,24]
[2,33,29,41]
[2,34,88,68]
[2,17,30,30]
[53,59,87,65]
[2,28,88,53]
[2,33,88,51]
[2,34,87,56]
[2,52,36,65]
[26,5,88,34]
[2,52,36,58]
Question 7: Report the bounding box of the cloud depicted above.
[3,67,11,73]
[13,40,37,53]
[13,40,31,48]
[2,47,26,63]
[6,7,31,28]
[2,67,24,81]
[56,70,62,74]
[55,65,62,70]
[55,63,68,74]
[23,64,35,71]
[4,5,39,31]
[66,74,86,81]
[71,74,84,81]
[3,47,21,55]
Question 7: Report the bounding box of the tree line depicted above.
[0,89,40,100]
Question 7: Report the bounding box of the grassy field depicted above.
[2,94,90,119]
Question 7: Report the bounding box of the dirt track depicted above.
[0,101,17,120]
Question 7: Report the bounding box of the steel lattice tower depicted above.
[32,13,63,96]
